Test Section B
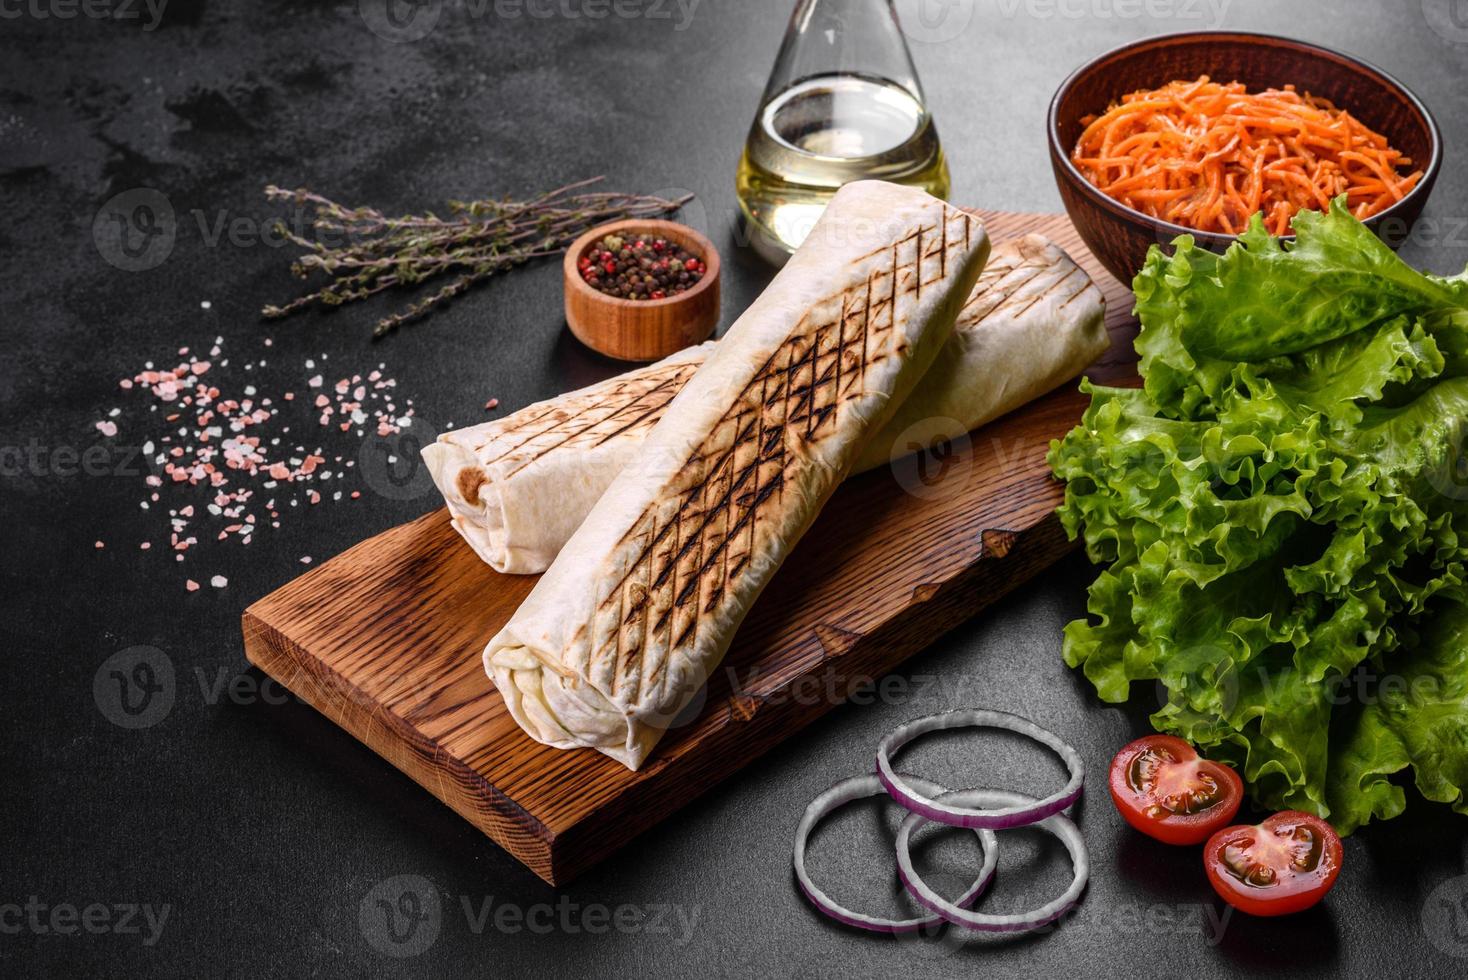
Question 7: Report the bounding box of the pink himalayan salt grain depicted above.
[186,579,200,591]
[116,340,440,589]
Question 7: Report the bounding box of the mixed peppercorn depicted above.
[577,232,706,300]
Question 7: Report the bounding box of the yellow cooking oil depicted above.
[736,72,950,265]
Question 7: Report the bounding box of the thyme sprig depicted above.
[262,177,693,337]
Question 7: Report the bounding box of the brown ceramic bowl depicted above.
[1048,31,1442,285]
[563,219,720,362]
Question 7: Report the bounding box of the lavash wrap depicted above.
[426,233,1107,574]
[484,181,991,769]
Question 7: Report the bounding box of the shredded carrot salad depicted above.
[1071,76,1423,236]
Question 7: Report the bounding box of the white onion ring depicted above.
[895,788,1090,933]
[792,773,1000,933]
[876,709,1084,829]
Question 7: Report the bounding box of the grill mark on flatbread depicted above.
[1003,265,1094,322]
[955,236,1094,331]
[580,373,694,448]
[913,224,923,304]
[960,264,1049,322]
[938,208,947,282]
[497,371,693,478]
[468,359,701,477]
[1056,270,1102,309]
[589,206,973,689]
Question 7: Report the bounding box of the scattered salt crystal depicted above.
[210,575,228,588]
[186,579,200,591]
[94,540,105,549]
[112,340,439,586]
[200,300,212,310]
[300,556,312,565]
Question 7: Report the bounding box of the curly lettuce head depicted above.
[1050,199,1468,832]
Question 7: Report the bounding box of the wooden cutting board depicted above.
[242,209,1139,885]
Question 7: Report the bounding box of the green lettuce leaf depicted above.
[1050,196,1468,831]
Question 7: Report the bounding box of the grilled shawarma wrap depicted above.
[484,181,990,769]
[425,233,1107,574]
[423,343,712,574]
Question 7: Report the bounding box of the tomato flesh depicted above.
[1108,735,1243,845]
[1203,811,1343,916]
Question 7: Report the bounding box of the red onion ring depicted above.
[895,788,1090,933]
[792,773,1000,933]
[876,709,1084,829]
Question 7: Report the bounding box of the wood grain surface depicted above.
[241,209,1140,885]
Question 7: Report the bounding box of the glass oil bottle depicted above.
[736,0,951,265]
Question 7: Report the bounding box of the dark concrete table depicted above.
[4,1,1467,975]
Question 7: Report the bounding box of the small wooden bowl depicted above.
[1048,31,1442,284]
[563,219,720,362]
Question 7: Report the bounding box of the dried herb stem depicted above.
[262,177,693,336]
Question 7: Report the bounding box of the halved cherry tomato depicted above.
[1108,734,1244,845]
[1203,811,1343,917]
